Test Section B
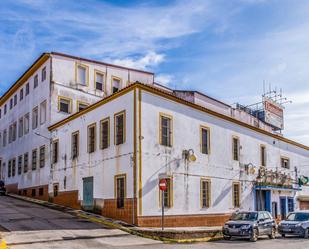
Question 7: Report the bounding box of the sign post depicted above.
[159,179,167,231]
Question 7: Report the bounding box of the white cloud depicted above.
[155,74,174,86]
[112,52,165,70]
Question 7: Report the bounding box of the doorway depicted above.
[83,177,94,210]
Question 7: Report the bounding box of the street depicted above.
[0,196,308,249]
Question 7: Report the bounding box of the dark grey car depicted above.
[223,211,276,242]
[278,211,309,238]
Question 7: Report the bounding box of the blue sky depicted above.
[1,0,309,144]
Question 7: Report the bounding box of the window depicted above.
[288,197,294,212]
[261,145,266,167]
[281,157,290,169]
[4,104,7,115]
[18,117,23,137]
[12,122,17,142]
[112,77,121,93]
[72,131,79,159]
[40,101,47,124]
[200,126,210,154]
[39,188,44,196]
[9,125,12,143]
[39,146,45,168]
[10,98,13,109]
[20,88,24,101]
[76,64,88,85]
[53,183,59,197]
[14,94,17,106]
[32,107,38,129]
[115,175,126,208]
[18,155,22,175]
[8,160,11,177]
[58,97,72,114]
[24,113,30,134]
[52,140,58,164]
[24,153,28,173]
[41,67,46,82]
[12,158,16,177]
[32,149,37,170]
[232,137,239,161]
[115,111,125,145]
[95,71,104,91]
[100,118,110,149]
[201,179,211,208]
[0,109,1,119]
[159,114,172,147]
[161,178,173,208]
[77,101,88,112]
[3,129,7,147]
[87,123,96,153]
[34,74,38,88]
[26,83,30,95]
[232,182,241,208]
[23,189,27,195]
[31,189,36,197]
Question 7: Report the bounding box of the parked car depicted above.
[278,211,309,238]
[0,180,6,196]
[223,211,276,242]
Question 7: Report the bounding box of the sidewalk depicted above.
[7,194,223,243]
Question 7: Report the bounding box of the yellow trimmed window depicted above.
[232,182,241,208]
[159,114,172,147]
[201,179,211,208]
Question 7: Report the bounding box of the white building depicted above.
[0,52,154,200]
[1,53,309,227]
[49,83,309,227]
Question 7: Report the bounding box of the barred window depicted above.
[24,153,28,173]
[115,112,125,145]
[162,178,172,208]
[201,179,211,208]
[160,114,172,147]
[32,149,37,170]
[18,155,22,175]
[100,118,110,149]
[72,132,79,159]
[88,124,96,153]
[39,146,45,168]
[232,137,239,161]
[12,158,16,177]
[201,127,210,154]
[115,175,126,208]
[52,140,58,164]
[232,182,241,208]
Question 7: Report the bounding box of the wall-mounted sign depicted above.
[263,97,284,130]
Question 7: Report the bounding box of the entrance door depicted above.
[83,177,94,210]
[272,201,278,219]
[280,197,287,220]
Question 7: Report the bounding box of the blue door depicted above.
[280,197,287,220]
[83,177,94,210]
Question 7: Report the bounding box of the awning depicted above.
[255,185,301,191]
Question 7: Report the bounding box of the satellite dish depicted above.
[189,154,197,162]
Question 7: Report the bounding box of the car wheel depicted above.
[304,229,309,239]
[250,228,258,242]
[269,227,276,239]
[223,235,231,241]
[281,233,286,238]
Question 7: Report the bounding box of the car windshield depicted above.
[286,213,309,221]
[231,212,258,221]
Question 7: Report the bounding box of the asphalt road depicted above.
[0,196,308,249]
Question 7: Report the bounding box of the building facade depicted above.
[48,83,309,227]
[0,52,154,200]
[1,53,309,227]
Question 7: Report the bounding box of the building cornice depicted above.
[0,53,50,106]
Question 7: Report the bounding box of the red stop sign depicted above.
[159,179,167,191]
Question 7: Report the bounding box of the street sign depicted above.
[159,179,167,191]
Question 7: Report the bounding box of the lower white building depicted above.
[48,83,309,227]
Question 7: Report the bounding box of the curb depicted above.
[7,194,223,243]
